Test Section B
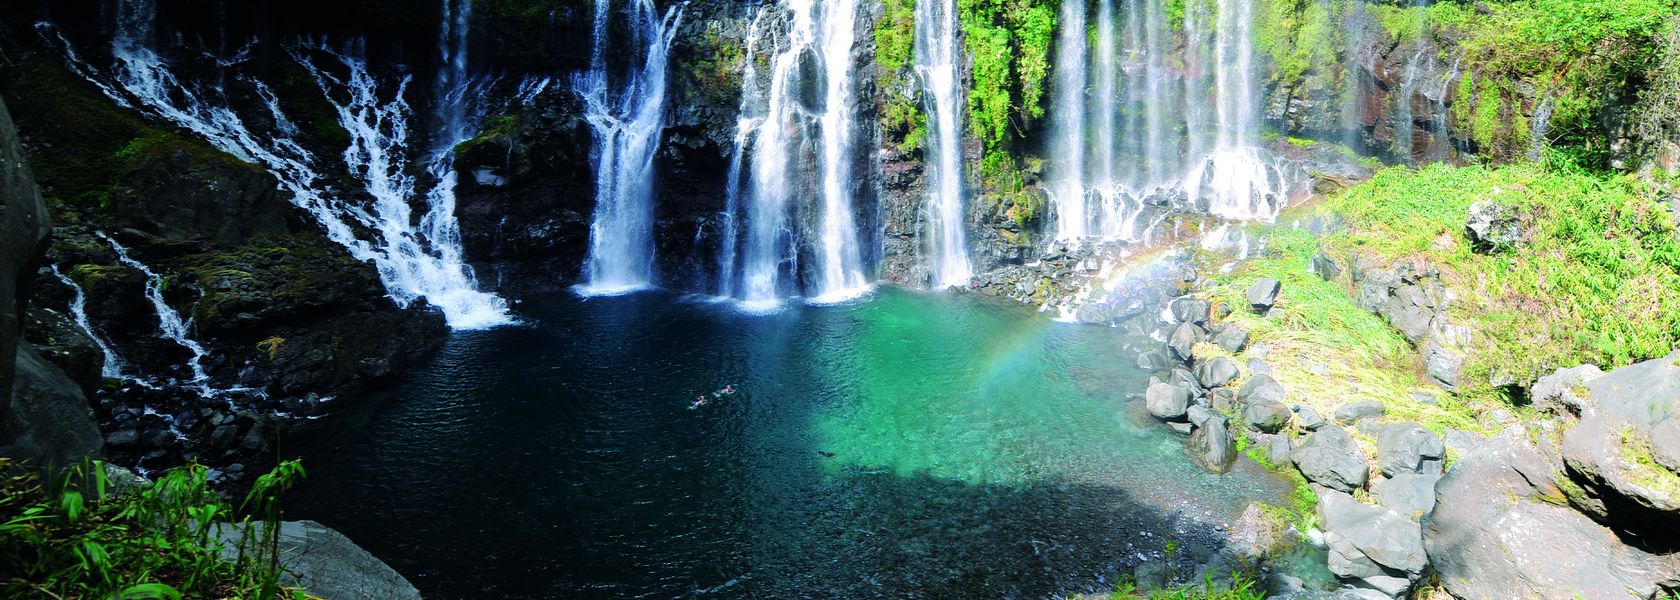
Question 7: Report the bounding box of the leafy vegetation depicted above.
[0,459,308,599]
[1108,573,1266,600]
[1325,162,1680,387]
[875,0,926,153]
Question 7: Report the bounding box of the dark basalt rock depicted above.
[1294,426,1371,492]
[1187,418,1238,474]
[1376,423,1445,477]
[1243,400,1293,434]
[1246,278,1281,313]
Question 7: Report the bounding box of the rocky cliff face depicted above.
[0,93,103,471]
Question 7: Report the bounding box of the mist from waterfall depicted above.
[62,0,512,330]
[1050,0,1285,245]
[719,0,871,308]
[576,0,686,296]
[915,0,972,288]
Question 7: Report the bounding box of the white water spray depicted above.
[98,233,213,389]
[49,266,128,380]
[915,0,972,288]
[722,1,871,306]
[576,0,686,296]
[67,0,511,330]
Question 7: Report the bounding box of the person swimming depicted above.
[721,384,737,395]
[689,395,709,410]
[816,450,835,458]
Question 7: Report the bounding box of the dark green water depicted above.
[286,289,1289,599]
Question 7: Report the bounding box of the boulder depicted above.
[1136,350,1171,372]
[1207,388,1238,412]
[1310,250,1342,281]
[1560,350,1680,532]
[1464,200,1526,253]
[1424,433,1680,599]
[1212,325,1250,353]
[1246,358,1274,376]
[22,308,105,398]
[1194,356,1240,388]
[1187,404,1219,429]
[1243,400,1292,434]
[1296,405,1327,431]
[1319,490,1428,586]
[2,346,100,469]
[1294,426,1370,492]
[1146,382,1191,421]
[1376,423,1445,476]
[216,520,420,600]
[1188,417,1238,474]
[1423,340,1464,391]
[1372,473,1439,518]
[1246,278,1281,313]
[1237,373,1286,406]
[1441,428,1484,457]
[1269,433,1294,467]
[1167,323,1205,364]
[1334,400,1385,425]
[1532,364,1604,416]
[1170,297,1211,325]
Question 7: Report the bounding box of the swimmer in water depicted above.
[816,450,835,458]
[721,384,737,395]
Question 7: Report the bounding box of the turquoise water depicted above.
[286,289,1289,598]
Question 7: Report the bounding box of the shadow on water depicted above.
[282,288,1289,599]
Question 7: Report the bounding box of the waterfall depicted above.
[98,233,213,390]
[1048,0,1089,242]
[1052,0,1282,246]
[49,266,129,380]
[62,0,512,330]
[721,0,870,307]
[915,0,972,288]
[576,0,686,296]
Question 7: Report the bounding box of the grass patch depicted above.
[1324,163,1680,389]
[1617,425,1680,497]
[1201,227,1488,439]
[0,459,306,599]
[1108,573,1266,600]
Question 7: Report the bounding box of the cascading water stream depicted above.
[576,0,686,296]
[49,266,129,381]
[57,0,512,330]
[98,233,214,391]
[722,0,870,307]
[914,0,972,288]
[1049,0,1089,243]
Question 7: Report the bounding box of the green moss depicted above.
[874,0,921,152]
[1618,425,1680,497]
[67,265,120,289]
[453,113,520,156]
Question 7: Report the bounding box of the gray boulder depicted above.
[1560,350,1680,530]
[1465,200,1526,253]
[1310,249,1342,281]
[1146,382,1191,421]
[217,520,420,600]
[1319,490,1427,593]
[1171,297,1211,325]
[1295,405,1326,430]
[1377,423,1445,476]
[1167,323,1205,364]
[1194,356,1240,388]
[1294,426,1370,492]
[1136,350,1171,372]
[3,346,100,469]
[1246,278,1281,313]
[1187,404,1219,429]
[1334,400,1385,425]
[1425,433,1680,599]
[1423,340,1464,391]
[1237,373,1286,406]
[1243,400,1292,434]
[1212,325,1250,353]
[1246,358,1274,376]
[1372,473,1439,518]
[1188,417,1238,474]
[1532,364,1604,416]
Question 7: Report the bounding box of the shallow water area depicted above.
[286,288,1290,598]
